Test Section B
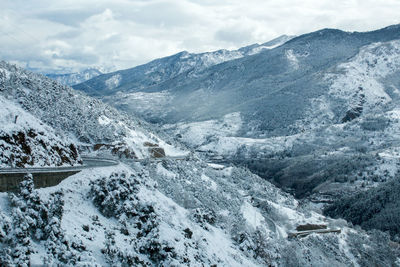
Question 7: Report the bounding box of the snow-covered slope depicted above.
[0,95,81,168]
[74,26,400,128]
[167,39,400,156]
[0,157,397,266]
[73,35,294,100]
[0,61,186,159]
[46,68,103,86]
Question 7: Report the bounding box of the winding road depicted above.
[0,157,120,175]
[0,157,119,192]
[0,156,189,191]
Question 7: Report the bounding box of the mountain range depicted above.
[74,25,400,200]
[45,68,104,86]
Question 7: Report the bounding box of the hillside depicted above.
[0,61,187,160]
[75,26,400,128]
[324,175,400,241]
[73,35,294,99]
[0,154,398,265]
[0,95,81,168]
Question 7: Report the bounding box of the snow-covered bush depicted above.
[89,171,178,266]
[89,172,141,218]
[0,174,90,265]
[190,208,216,229]
[0,95,82,168]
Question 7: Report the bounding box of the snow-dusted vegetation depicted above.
[0,61,186,160]
[0,161,398,266]
[325,176,400,241]
[0,95,81,167]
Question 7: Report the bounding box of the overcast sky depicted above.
[2,0,400,73]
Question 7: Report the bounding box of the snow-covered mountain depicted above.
[45,68,103,86]
[1,62,398,265]
[77,26,400,128]
[73,35,294,97]
[74,25,400,200]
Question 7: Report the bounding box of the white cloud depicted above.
[1,0,400,73]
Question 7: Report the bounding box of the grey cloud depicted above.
[215,27,254,45]
[49,29,82,40]
[116,1,197,27]
[2,0,400,73]
[35,8,102,27]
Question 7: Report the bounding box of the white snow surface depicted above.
[0,95,49,134]
[0,157,388,265]
[327,40,400,111]
[105,74,122,90]
[241,201,266,230]
[285,49,300,69]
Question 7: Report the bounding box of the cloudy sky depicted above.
[2,0,400,73]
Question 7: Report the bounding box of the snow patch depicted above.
[241,201,265,229]
[201,174,217,191]
[156,163,177,179]
[98,115,112,125]
[285,49,299,69]
[105,74,122,89]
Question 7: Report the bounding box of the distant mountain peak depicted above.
[45,67,104,86]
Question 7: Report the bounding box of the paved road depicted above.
[0,157,119,174]
[0,155,191,175]
[0,157,120,192]
[128,156,188,163]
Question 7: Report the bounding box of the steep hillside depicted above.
[74,26,400,128]
[0,158,398,266]
[324,176,400,241]
[0,95,80,168]
[0,61,186,159]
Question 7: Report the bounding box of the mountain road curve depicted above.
[0,156,119,192]
[0,156,189,191]
[0,157,119,175]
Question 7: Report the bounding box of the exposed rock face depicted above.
[0,129,81,168]
[144,142,166,158]
[93,143,137,159]
[149,147,166,158]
